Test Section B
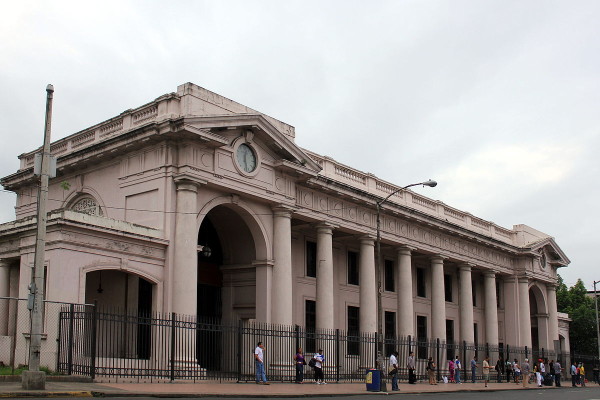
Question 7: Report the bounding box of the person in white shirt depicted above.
[389,351,399,391]
[313,349,326,384]
[254,342,269,385]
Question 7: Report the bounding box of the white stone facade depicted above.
[0,83,570,366]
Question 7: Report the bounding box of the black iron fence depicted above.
[3,297,597,383]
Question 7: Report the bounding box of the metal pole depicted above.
[594,280,600,367]
[22,84,54,390]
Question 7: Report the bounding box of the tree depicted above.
[556,275,597,355]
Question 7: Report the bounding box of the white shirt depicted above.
[314,353,324,368]
[390,354,398,367]
[255,346,264,363]
[540,362,545,373]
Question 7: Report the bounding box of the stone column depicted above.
[316,223,335,330]
[254,261,273,323]
[271,206,294,326]
[458,264,475,344]
[359,236,377,334]
[546,283,559,347]
[430,256,446,342]
[172,178,203,317]
[483,271,499,347]
[518,277,532,349]
[0,261,10,335]
[396,246,414,337]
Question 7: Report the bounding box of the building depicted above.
[0,83,570,370]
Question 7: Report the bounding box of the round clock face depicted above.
[236,143,257,173]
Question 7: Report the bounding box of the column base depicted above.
[21,370,46,390]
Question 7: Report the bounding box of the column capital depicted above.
[0,260,10,268]
[546,282,558,291]
[458,262,474,272]
[482,270,497,278]
[252,259,275,268]
[430,254,447,263]
[396,245,415,256]
[272,204,296,218]
[518,276,529,284]
[359,235,376,246]
[314,222,338,234]
[174,175,207,192]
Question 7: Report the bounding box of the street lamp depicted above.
[375,179,437,385]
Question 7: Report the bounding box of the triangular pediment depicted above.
[528,237,570,267]
[181,113,322,177]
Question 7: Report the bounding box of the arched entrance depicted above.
[85,270,154,359]
[529,284,549,352]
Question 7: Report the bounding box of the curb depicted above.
[0,391,93,398]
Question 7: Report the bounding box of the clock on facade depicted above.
[236,143,257,173]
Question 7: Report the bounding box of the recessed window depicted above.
[306,241,317,278]
[444,274,453,302]
[305,300,316,353]
[347,251,359,285]
[416,268,426,298]
[385,311,396,356]
[472,280,477,307]
[347,306,360,355]
[417,315,428,359]
[384,260,395,292]
[446,319,455,360]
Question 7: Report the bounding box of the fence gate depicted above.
[57,304,96,377]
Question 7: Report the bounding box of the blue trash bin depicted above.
[366,369,381,391]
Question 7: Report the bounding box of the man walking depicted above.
[455,356,462,384]
[483,356,491,387]
[522,358,530,388]
[471,356,477,383]
[554,360,562,387]
[571,361,578,387]
[254,342,269,385]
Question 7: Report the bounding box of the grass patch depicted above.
[0,365,63,375]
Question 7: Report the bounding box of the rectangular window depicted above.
[347,251,359,285]
[472,280,477,307]
[444,274,453,302]
[347,306,360,356]
[306,241,317,278]
[385,311,396,356]
[384,260,395,292]
[416,315,428,359]
[305,300,316,353]
[416,268,426,298]
[496,280,502,308]
[446,319,455,361]
[473,322,479,358]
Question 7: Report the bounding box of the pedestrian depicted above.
[571,361,578,387]
[580,363,586,387]
[534,361,542,387]
[522,358,530,388]
[505,358,513,383]
[554,360,562,387]
[483,356,491,387]
[471,356,477,383]
[293,347,305,384]
[389,351,399,391]
[455,356,462,384]
[495,358,503,383]
[313,349,325,384]
[254,342,269,385]
[407,351,416,384]
[513,359,521,384]
[427,356,437,385]
[448,358,455,383]
[548,359,555,386]
[593,363,599,385]
[576,362,582,386]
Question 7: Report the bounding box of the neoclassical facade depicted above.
[0,83,570,366]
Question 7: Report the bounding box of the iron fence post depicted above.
[90,301,97,379]
[336,329,340,382]
[436,338,441,383]
[170,313,176,382]
[237,320,243,382]
[56,308,64,373]
[67,303,74,375]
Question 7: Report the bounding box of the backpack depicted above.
[308,358,316,368]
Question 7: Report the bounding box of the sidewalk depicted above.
[0,379,562,398]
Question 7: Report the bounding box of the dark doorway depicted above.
[196,217,224,370]
[137,278,152,359]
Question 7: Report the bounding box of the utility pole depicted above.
[22,84,54,390]
[594,280,600,368]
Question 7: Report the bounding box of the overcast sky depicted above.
[1,0,598,288]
